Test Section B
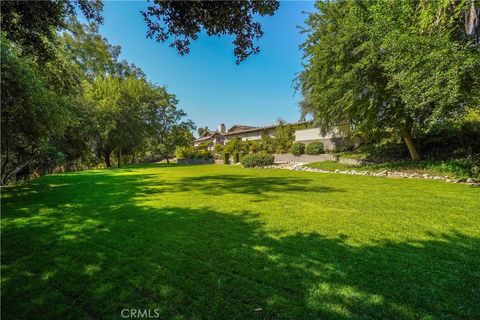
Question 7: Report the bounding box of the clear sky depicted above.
[96,1,316,132]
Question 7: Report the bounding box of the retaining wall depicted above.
[176,158,215,165]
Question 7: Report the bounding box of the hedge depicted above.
[289,142,305,155]
[306,142,325,155]
[222,152,230,164]
[241,153,274,168]
[233,152,240,163]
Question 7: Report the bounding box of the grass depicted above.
[307,159,479,179]
[2,163,479,319]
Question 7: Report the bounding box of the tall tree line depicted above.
[1,15,193,184]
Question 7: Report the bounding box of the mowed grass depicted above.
[1,164,479,320]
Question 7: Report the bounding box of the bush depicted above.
[196,149,213,160]
[175,146,213,160]
[289,142,305,155]
[233,152,240,163]
[305,142,325,155]
[197,141,211,150]
[222,152,230,164]
[247,140,260,153]
[175,146,195,159]
[241,153,274,168]
[239,151,247,161]
[214,144,224,154]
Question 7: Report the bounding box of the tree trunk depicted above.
[400,126,421,161]
[104,152,111,167]
[165,156,170,164]
[1,157,34,185]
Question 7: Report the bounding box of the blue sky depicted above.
[96,1,315,132]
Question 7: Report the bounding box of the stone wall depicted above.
[273,154,336,164]
[176,158,215,165]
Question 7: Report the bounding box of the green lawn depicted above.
[2,164,479,319]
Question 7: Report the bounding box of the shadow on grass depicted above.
[165,174,342,197]
[1,169,479,319]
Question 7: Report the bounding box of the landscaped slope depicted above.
[2,164,479,319]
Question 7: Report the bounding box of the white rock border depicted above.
[259,163,480,187]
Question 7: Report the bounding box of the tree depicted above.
[142,0,280,63]
[1,34,80,184]
[197,126,210,137]
[299,0,480,160]
[274,123,294,154]
[1,0,103,60]
[145,93,195,164]
[224,138,248,155]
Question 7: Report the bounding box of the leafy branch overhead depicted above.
[142,0,280,63]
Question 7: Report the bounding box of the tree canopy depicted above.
[142,0,280,63]
[1,0,103,60]
[299,0,480,160]
[1,19,194,184]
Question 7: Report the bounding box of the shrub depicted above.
[225,138,248,154]
[196,149,213,160]
[175,146,195,159]
[305,142,325,155]
[258,134,276,154]
[247,140,260,153]
[233,152,240,163]
[239,151,247,161]
[289,142,305,155]
[197,141,211,150]
[241,153,274,168]
[214,144,224,154]
[175,146,213,160]
[222,152,230,164]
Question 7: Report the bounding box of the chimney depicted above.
[218,123,226,133]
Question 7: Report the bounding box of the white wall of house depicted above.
[294,125,350,142]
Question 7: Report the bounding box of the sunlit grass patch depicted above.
[1,163,479,319]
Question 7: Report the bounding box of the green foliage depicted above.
[196,149,214,160]
[233,153,240,164]
[1,0,103,60]
[214,144,224,154]
[175,146,212,160]
[247,140,260,153]
[258,134,276,154]
[224,138,247,154]
[175,146,196,159]
[1,34,80,183]
[274,123,294,153]
[299,0,480,159]
[307,157,480,179]
[240,152,274,167]
[197,141,211,150]
[305,142,324,155]
[222,152,230,164]
[142,1,280,63]
[289,142,305,156]
[239,151,247,161]
[1,19,195,182]
[197,126,210,137]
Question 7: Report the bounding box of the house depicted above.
[193,121,350,151]
[294,124,351,150]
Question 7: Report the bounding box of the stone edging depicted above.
[260,163,480,187]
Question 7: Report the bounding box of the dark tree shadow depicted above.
[161,174,343,199]
[1,168,479,319]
